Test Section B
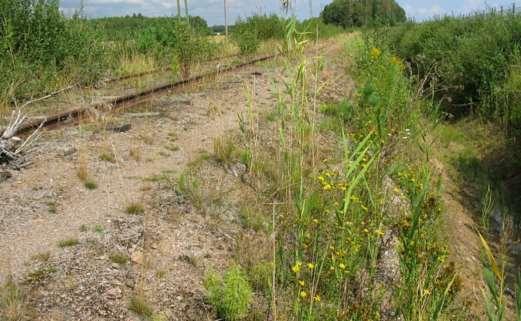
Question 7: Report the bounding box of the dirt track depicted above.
[0,38,352,320]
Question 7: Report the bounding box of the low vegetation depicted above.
[58,238,79,248]
[204,267,253,321]
[0,277,29,321]
[321,0,407,28]
[126,202,145,215]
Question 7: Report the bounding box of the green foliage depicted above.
[379,10,521,121]
[232,28,260,55]
[231,15,287,54]
[233,15,287,41]
[204,267,253,321]
[135,19,216,75]
[88,15,211,42]
[0,0,105,100]
[299,17,345,40]
[349,37,418,147]
[321,0,407,28]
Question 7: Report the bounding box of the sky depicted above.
[59,0,521,25]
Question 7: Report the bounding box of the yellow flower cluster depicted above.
[370,47,382,60]
[317,170,346,192]
[390,55,405,70]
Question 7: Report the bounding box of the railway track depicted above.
[13,52,243,109]
[16,53,277,134]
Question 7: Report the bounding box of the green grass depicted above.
[84,179,98,190]
[58,238,79,248]
[25,266,57,284]
[99,151,116,163]
[204,267,253,321]
[129,294,154,318]
[126,202,145,215]
[0,277,30,320]
[109,252,130,265]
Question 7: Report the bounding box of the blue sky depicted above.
[59,0,521,25]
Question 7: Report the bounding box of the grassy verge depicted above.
[201,29,464,320]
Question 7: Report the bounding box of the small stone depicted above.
[125,280,135,289]
[131,251,143,265]
[105,287,122,300]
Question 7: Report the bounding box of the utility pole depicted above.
[309,0,313,18]
[224,0,228,37]
[176,0,180,17]
[184,0,189,23]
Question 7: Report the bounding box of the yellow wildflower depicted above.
[292,261,302,274]
[300,291,308,298]
[307,263,315,270]
[323,184,332,191]
[370,47,382,60]
[313,295,321,302]
[390,55,404,69]
[375,229,385,236]
[298,280,305,287]
[339,263,346,270]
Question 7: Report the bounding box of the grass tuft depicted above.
[126,202,145,215]
[109,252,130,265]
[58,238,79,248]
[129,294,154,318]
[0,277,29,321]
[204,266,252,321]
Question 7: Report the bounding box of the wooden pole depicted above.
[176,0,180,17]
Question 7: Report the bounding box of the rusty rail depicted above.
[16,54,277,134]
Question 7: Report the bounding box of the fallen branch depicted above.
[0,110,45,168]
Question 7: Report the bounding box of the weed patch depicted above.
[204,267,253,321]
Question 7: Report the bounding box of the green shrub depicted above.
[204,267,253,321]
[232,28,260,55]
[0,0,106,100]
[379,11,521,118]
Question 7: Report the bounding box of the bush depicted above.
[231,15,289,54]
[136,20,217,75]
[379,11,521,118]
[204,267,252,321]
[0,0,105,100]
[232,28,260,55]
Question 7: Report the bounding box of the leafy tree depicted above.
[321,0,406,28]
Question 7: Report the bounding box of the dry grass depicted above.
[129,293,153,318]
[129,146,142,161]
[0,277,30,321]
[213,136,236,164]
[118,54,157,77]
[76,153,89,182]
[99,145,116,163]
